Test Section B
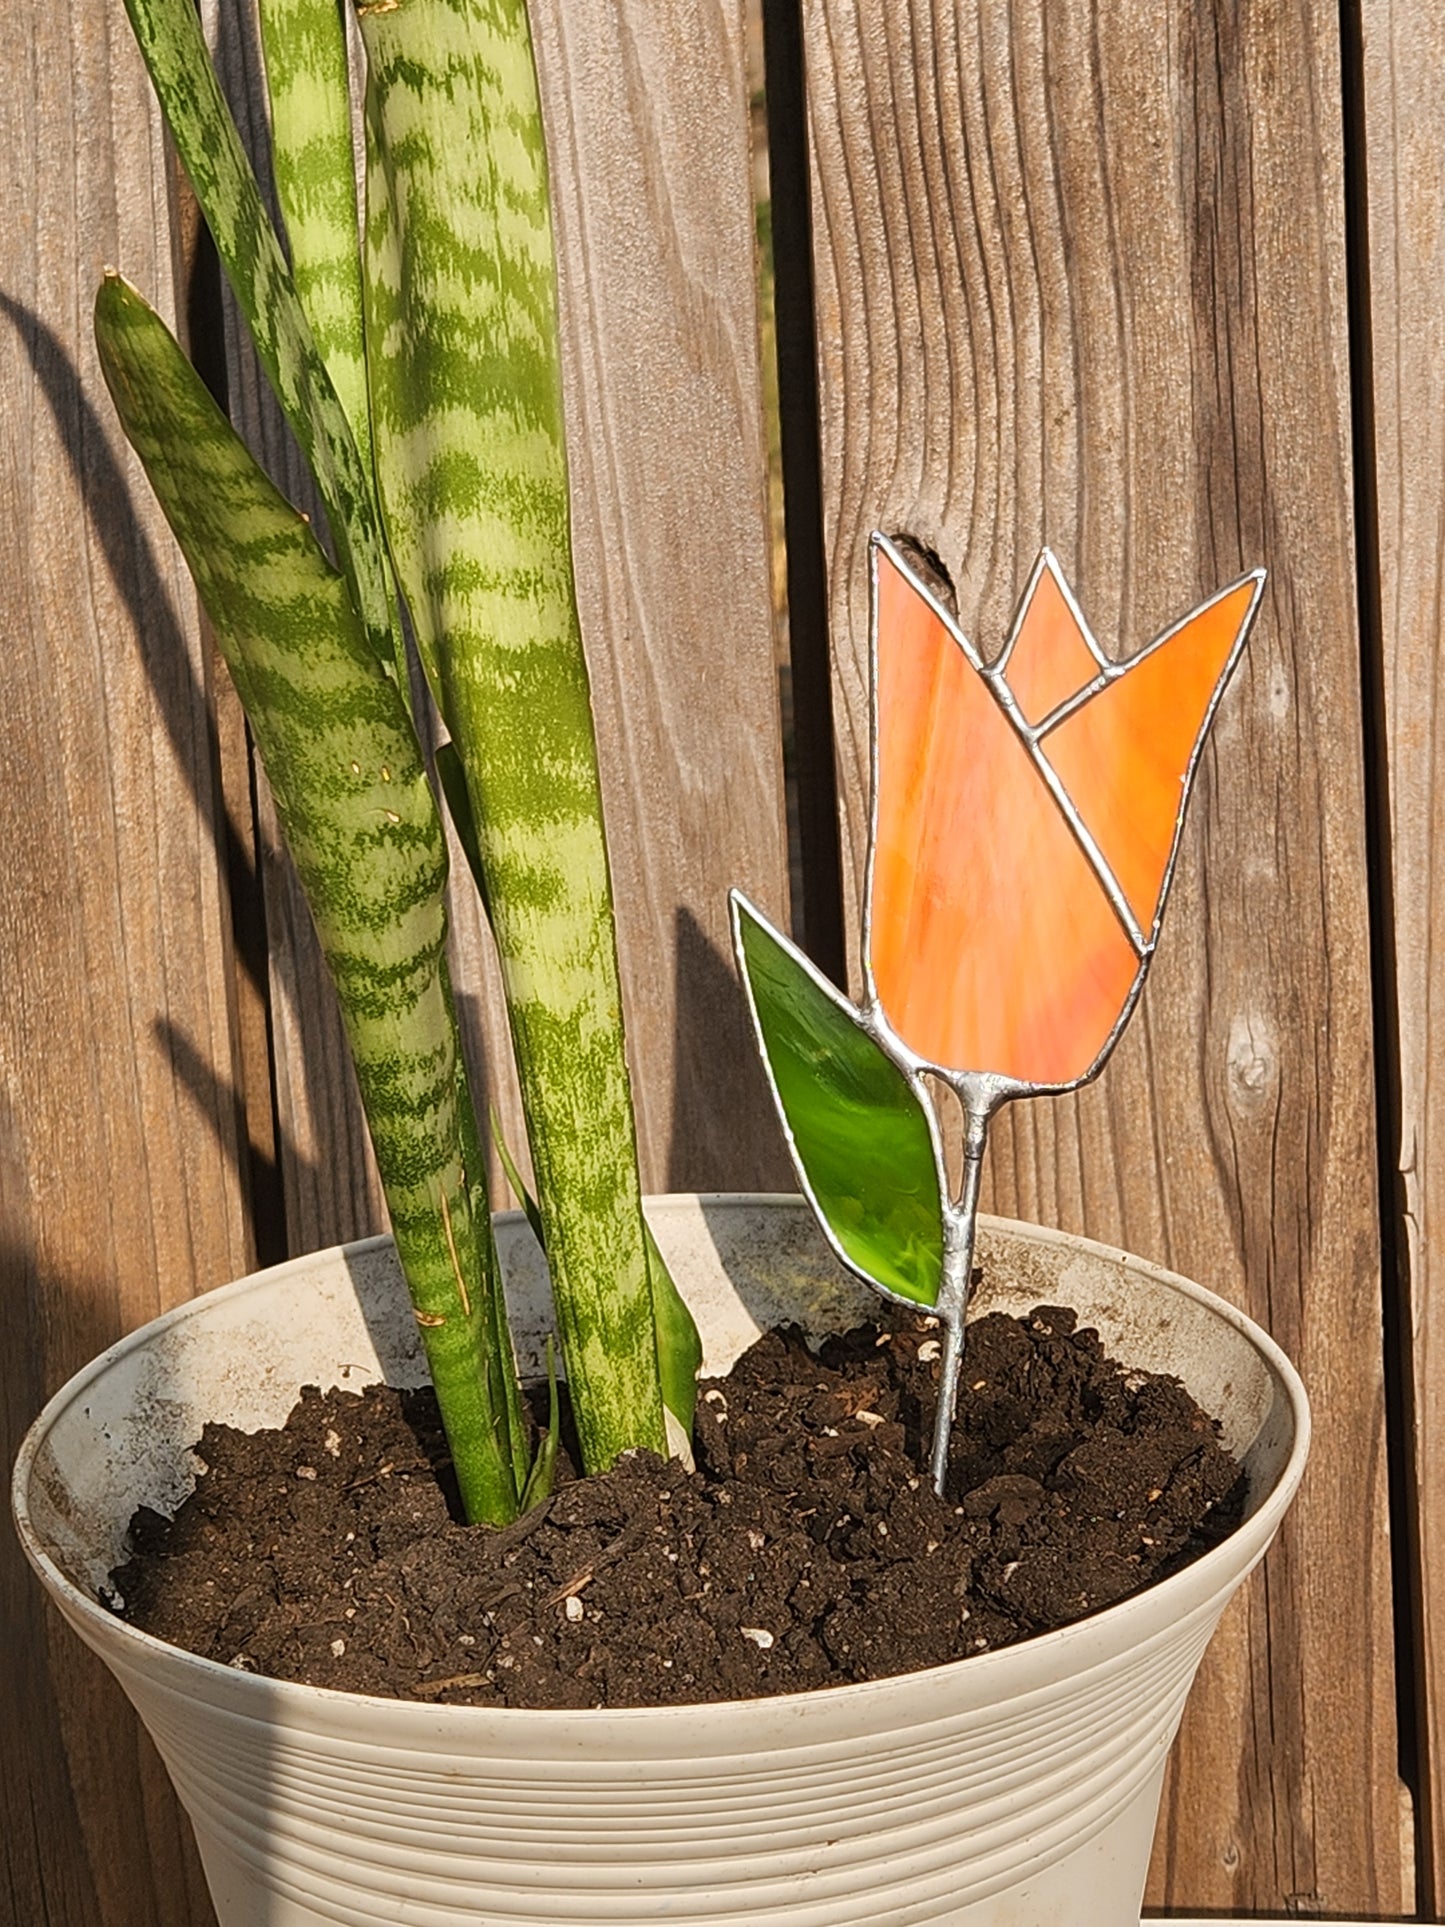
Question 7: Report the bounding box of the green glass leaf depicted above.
[731,893,945,1307]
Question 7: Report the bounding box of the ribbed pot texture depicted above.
[13,1196,1309,1926]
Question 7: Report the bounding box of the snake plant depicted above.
[98,0,699,1523]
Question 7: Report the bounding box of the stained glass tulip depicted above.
[734,533,1264,1489]
[867,537,1264,1091]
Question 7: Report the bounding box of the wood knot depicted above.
[1225,1011,1278,1114]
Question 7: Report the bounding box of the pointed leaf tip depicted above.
[731,891,944,1308]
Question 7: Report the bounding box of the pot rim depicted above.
[12,1196,1311,1728]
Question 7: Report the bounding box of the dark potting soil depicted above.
[111,1304,1245,1709]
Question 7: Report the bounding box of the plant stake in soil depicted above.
[735,536,1266,1490]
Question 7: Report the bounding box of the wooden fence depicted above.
[2,0,1440,1917]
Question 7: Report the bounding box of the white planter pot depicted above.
[14,1195,1308,1927]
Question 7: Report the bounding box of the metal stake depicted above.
[928,1104,991,1496]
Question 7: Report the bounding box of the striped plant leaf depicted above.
[492,1112,699,1445]
[95,272,522,1526]
[357,0,686,1474]
[257,0,371,469]
[122,0,400,685]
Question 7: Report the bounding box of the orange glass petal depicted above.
[1036,579,1258,934]
[870,547,1140,1085]
[1000,559,1101,724]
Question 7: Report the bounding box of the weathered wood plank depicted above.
[1360,0,1445,1903]
[0,0,253,1915]
[801,0,1401,1912]
[529,0,791,1194]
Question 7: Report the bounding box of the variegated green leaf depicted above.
[357,0,684,1473]
[122,0,399,682]
[493,1112,699,1447]
[257,0,370,470]
[647,1222,701,1444]
[96,272,521,1524]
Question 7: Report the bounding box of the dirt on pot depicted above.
[110,1301,1244,1709]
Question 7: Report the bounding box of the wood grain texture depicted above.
[1361,0,1445,1902]
[802,0,1401,1912]
[529,0,791,1194]
[0,0,252,1914]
